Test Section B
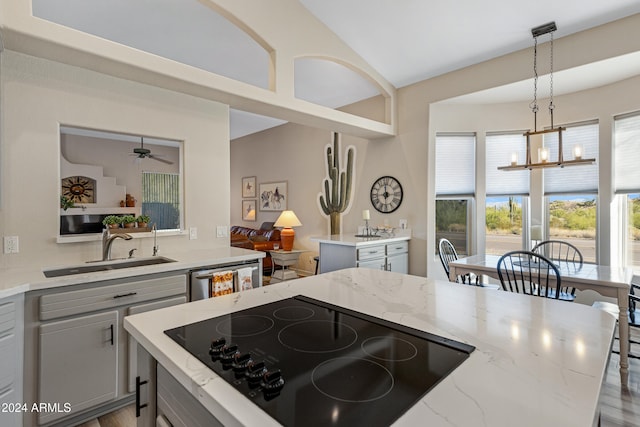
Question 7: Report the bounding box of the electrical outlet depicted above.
[189,227,198,240]
[216,226,228,238]
[3,236,19,254]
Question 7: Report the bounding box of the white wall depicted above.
[0,50,231,268]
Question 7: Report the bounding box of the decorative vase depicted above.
[137,222,148,229]
[124,222,136,228]
[108,223,120,230]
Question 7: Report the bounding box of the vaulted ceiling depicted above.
[27,0,640,138]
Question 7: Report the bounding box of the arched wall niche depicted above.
[31,0,274,90]
[294,55,391,124]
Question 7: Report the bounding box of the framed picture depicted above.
[259,181,288,211]
[242,176,256,198]
[242,200,257,221]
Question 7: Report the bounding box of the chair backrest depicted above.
[438,238,459,278]
[497,251,562,299]
[532,240,583,266]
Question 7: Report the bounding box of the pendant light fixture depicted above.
[499,22,596,171]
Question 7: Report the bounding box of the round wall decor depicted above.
[370,176,403,213]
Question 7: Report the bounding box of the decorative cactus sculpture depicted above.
[319,132,354,235]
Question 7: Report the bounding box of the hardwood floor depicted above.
[76,405,135,427]
[600,326,640,427]
[75,332,640,427]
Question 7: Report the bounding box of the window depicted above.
[485,132,529,254]
[142,172,181,230]
[614,111,640,268]
[544,122,599,263]
[435,133,475,255]
[547,195,597,263]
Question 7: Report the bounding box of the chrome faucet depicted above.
[102,228,133,261]
[152,223,159,256]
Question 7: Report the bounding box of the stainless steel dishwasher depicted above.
[189,259,262,301]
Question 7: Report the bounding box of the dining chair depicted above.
[532,240,583,298]
[532,240,583,266]
[438,238,478,285]
[593,283,640,359]
[438,239,501,290]
[497,250,572,300]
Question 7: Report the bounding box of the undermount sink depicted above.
[43,256,177,278]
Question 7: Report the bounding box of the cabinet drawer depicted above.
[386,241,408,256]
[40,274,187,320]
[357,245,386,261]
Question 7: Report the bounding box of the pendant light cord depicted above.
[529,36,539,132]
[548,31,554,129]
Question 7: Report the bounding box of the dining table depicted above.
[449,253,634,387]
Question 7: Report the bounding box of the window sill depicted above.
[56,229,186,243]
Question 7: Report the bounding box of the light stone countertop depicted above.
[0,247,264,299]
[124,267,615,427]
[310,229,411,247]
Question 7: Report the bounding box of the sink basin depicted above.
[43,256,177,278]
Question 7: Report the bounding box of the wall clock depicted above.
[370,176,403,213]
[61,175,96,204]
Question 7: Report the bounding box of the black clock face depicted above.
[370,176,403,213]
[61,176,95,203]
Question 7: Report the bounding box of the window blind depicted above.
[486,132,529,196]
[544,122,599,195]
[614,112,640,194]
[142,172,181,230]
[435,133,475,196]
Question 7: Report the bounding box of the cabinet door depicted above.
[387,252,409,274]
[357,258,386,270]
[127,296,186,392]
[39,311,118,425]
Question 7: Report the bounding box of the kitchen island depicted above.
[125,268,615,427]
[311,230,410,273]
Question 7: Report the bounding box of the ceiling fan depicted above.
[131,137,174,164]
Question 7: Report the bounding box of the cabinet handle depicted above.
[388,262,392,271]
[135,376,149,417]
[109,324,114,346]
[113,292,138,299]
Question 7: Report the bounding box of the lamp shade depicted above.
[275,210,302,251]
[274,210,302,228]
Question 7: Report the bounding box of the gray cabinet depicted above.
[319,239,410,274]
[38,311,119,425]
[386,242,409,274]
[23,272,187,426]
[357,244,387,270]
[0,294,24,427]
[127,296,186,393]
[156,365,223,427]
[356,241,409,273]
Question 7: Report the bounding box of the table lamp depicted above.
[274,210,302,251]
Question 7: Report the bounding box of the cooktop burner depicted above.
[164,296,474,426]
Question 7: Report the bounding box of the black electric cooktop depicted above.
[164,296,474,426]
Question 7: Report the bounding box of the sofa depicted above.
[230,222,281,274]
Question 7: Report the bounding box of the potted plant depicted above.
[121,215,137,228]
[102,215,122,229]
[60,196,75,211]
[136,215,150,229]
